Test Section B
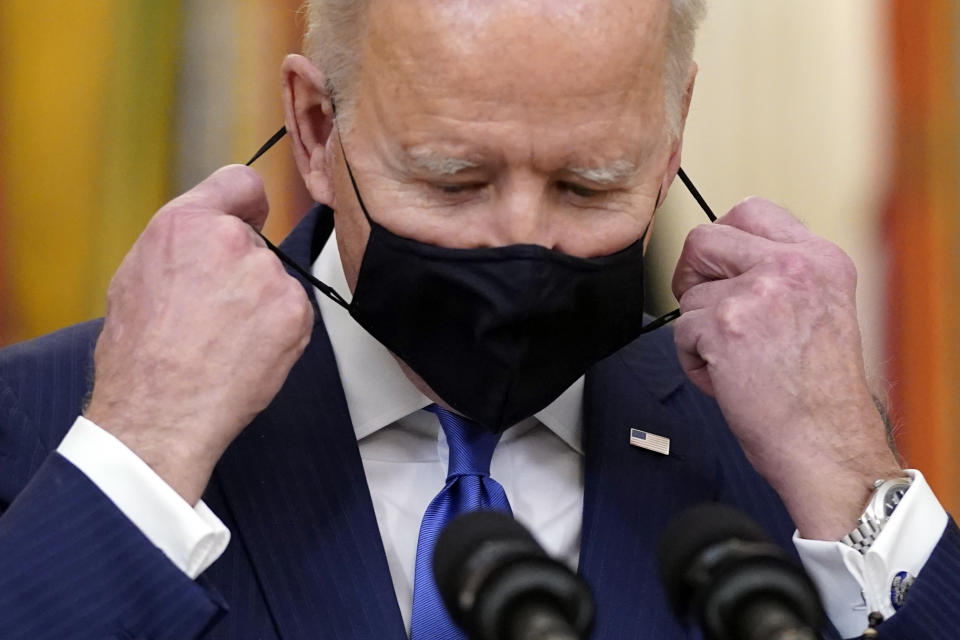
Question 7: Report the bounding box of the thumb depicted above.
[176,164,270,232]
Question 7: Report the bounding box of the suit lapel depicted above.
[214,207,406,640]
[209,207,726,638]
[579,333,719,639]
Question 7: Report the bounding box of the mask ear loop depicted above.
[244,127,718,333]
[637,167,716,335]
[677,167,717,223]
[244,125,352,311]
[335,130,376,225]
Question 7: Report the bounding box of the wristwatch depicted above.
[841,476,913,554]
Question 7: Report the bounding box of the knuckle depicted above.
[280,281,312,330]
[715,297,747,337]
[724,196,760,224]
[283,275,306,302]
[733,195,772,216]
[217,216,255,252]
[672,312,694,346]
[825,243,858,284]
[723,196,786,230]
[294,290,315,333]
[249,247,285,281]
[749,274,782,299]
[670,268,688,300]
[773,250,814,281]
[739,195,770,210]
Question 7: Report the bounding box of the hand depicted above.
[85,165,314,505]
[671,197,901,540]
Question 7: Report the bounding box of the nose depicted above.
[489,173,553,248]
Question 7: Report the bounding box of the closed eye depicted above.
[558,181,607,199]
[434,182,485,195]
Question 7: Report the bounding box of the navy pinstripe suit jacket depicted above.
[1,206,957,639]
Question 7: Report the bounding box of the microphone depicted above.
[433,510,594,640]
[658,503,825,640]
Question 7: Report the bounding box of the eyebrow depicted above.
[403,146,638,184]
[566,159,638,185]
[405,147,481,176]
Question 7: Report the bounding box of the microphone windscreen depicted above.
[657,502,769,611]
[433,510,542,604]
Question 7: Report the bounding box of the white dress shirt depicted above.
[56,230,947,639]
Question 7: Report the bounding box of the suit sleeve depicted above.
[706,394,960,640]
[870,518,960,640]
[0,374,227,639]
[58,416,230,578]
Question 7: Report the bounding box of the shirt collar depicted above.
[312,230,584,455]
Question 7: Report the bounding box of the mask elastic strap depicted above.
[246,126,288,166]
[677,167,717,222]
[637,166,716,335]
[327,97,374,225]
[244,125,351,311]
[337,132,376,226]
[244,127,718,331]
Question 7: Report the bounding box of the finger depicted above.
[671,223,777,300]
[673,308,715,396]
[677,276,738,314]
[718,197,812,243]
[174,164,270,231]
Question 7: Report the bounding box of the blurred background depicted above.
[0,1,958,513]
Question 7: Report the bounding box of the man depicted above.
[0,1,956,638]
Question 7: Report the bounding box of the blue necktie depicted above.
[409,405,512,640]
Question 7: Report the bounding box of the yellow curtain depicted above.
[0,1,181,343]
[0,1,308,346]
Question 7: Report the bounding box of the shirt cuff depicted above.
[793,469,947,639]
[57,415,230,579]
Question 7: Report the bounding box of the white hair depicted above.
[304,0,706,138]
[663,0,706,136]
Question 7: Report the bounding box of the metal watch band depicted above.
[842,520,883,553]
[840,477,912,554]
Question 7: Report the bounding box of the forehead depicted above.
[354,0,671,163]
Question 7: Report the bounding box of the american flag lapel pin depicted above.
[629,428,670,455]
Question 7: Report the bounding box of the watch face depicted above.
[883,486,909,517]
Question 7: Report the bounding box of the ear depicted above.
[658,62,698,206]
[282,54,336,205]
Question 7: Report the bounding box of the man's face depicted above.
[299,0,679,292]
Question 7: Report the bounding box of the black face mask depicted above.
[246,127,717,431]
[347,162,655,430]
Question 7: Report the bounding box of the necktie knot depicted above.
[428,404,501,479]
